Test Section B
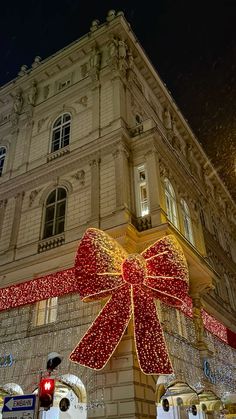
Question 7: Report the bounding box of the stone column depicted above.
[145,148,163,227]
[89,157,101,228]
[113,143,130,211]
[191,294,209,356]
[9,191,25,252]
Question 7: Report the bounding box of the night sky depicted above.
[1,0,235,201]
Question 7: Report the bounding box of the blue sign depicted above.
[3,394,36,413]
[0,354,13,367]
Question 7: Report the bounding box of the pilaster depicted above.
[91,81,101,134]
[89,157,101,227]
[113,142,130,211]
[0,199,7,240]
[9,191,25,252]
[112,74,126,124]
[145,148,162,227]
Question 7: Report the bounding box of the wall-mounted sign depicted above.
[0,353,13,367]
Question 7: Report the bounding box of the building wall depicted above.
[0,11,236,419]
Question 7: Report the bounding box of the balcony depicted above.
[38,233,65,253]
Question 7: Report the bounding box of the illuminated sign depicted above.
[0,354,13,367]
[203,360,217,384]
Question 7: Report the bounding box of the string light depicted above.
[0,227,235,379]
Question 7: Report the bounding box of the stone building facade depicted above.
[0,10,236,419]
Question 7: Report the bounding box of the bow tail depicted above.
[70,284,132,369]
[132,285,173,375]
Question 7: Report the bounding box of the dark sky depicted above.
[1,0,235,201]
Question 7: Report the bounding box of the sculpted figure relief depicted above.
[89,46,101,82]
[108,36,118,59]
[27,80,38,106]
[13,89,23,114]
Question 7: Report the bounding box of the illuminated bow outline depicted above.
[70,228,189,374]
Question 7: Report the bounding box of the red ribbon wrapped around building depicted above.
[69,228,189,374]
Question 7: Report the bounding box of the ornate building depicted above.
[0,10,236,419]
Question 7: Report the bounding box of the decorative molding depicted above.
[47,146,70,162]
[72,170,85,186]
[29,189,42,207]
[38,233,65,253]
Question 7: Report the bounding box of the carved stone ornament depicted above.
[72,170,85,185]
[162,107,173,130]
[81,63,88,79]
[90,19,100,32]
[76,96,88,107]
[37,117,49,133]
[89,46,101,82]
[107,35,129,76]
[29,189,41,207]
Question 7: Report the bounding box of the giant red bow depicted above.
[70,228,189,374]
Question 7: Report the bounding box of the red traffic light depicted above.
[39,378,55,410]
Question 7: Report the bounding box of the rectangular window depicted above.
[34,297,58,326]
[176,309,188,339]
[135,165,149,216]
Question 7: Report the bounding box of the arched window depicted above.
[181,199,194,244]
[51,113,71,153]
[164,178,178,228]
[43,187,67,239]
[0,146,6,176]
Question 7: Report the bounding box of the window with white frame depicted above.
[43,187,67,239]
[34,297,58,326]
[164,178,179,228]
[135,165,149,216]
[0,146,6,176]
[51,113,71,153]
[180,199,194,244]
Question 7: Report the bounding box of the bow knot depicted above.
[70,228,189,374]
[122,254,146,285]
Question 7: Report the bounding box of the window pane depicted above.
[45,206,55,222]
[56,201,66,218]
[139,170,146,182]
[0,157,5,176]
[55,218,65,235]
[57,188,66,200]
[63,114,71,123]
[0,147,6,156]
[46,190,56,204]
[44,222,53,238]
[54,116,62,127]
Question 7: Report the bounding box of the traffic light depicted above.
[39,378,55,410]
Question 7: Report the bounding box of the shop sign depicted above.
[0,354,13,367]
[203,360,217,384]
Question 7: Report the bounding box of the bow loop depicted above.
[75,228,127,301]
